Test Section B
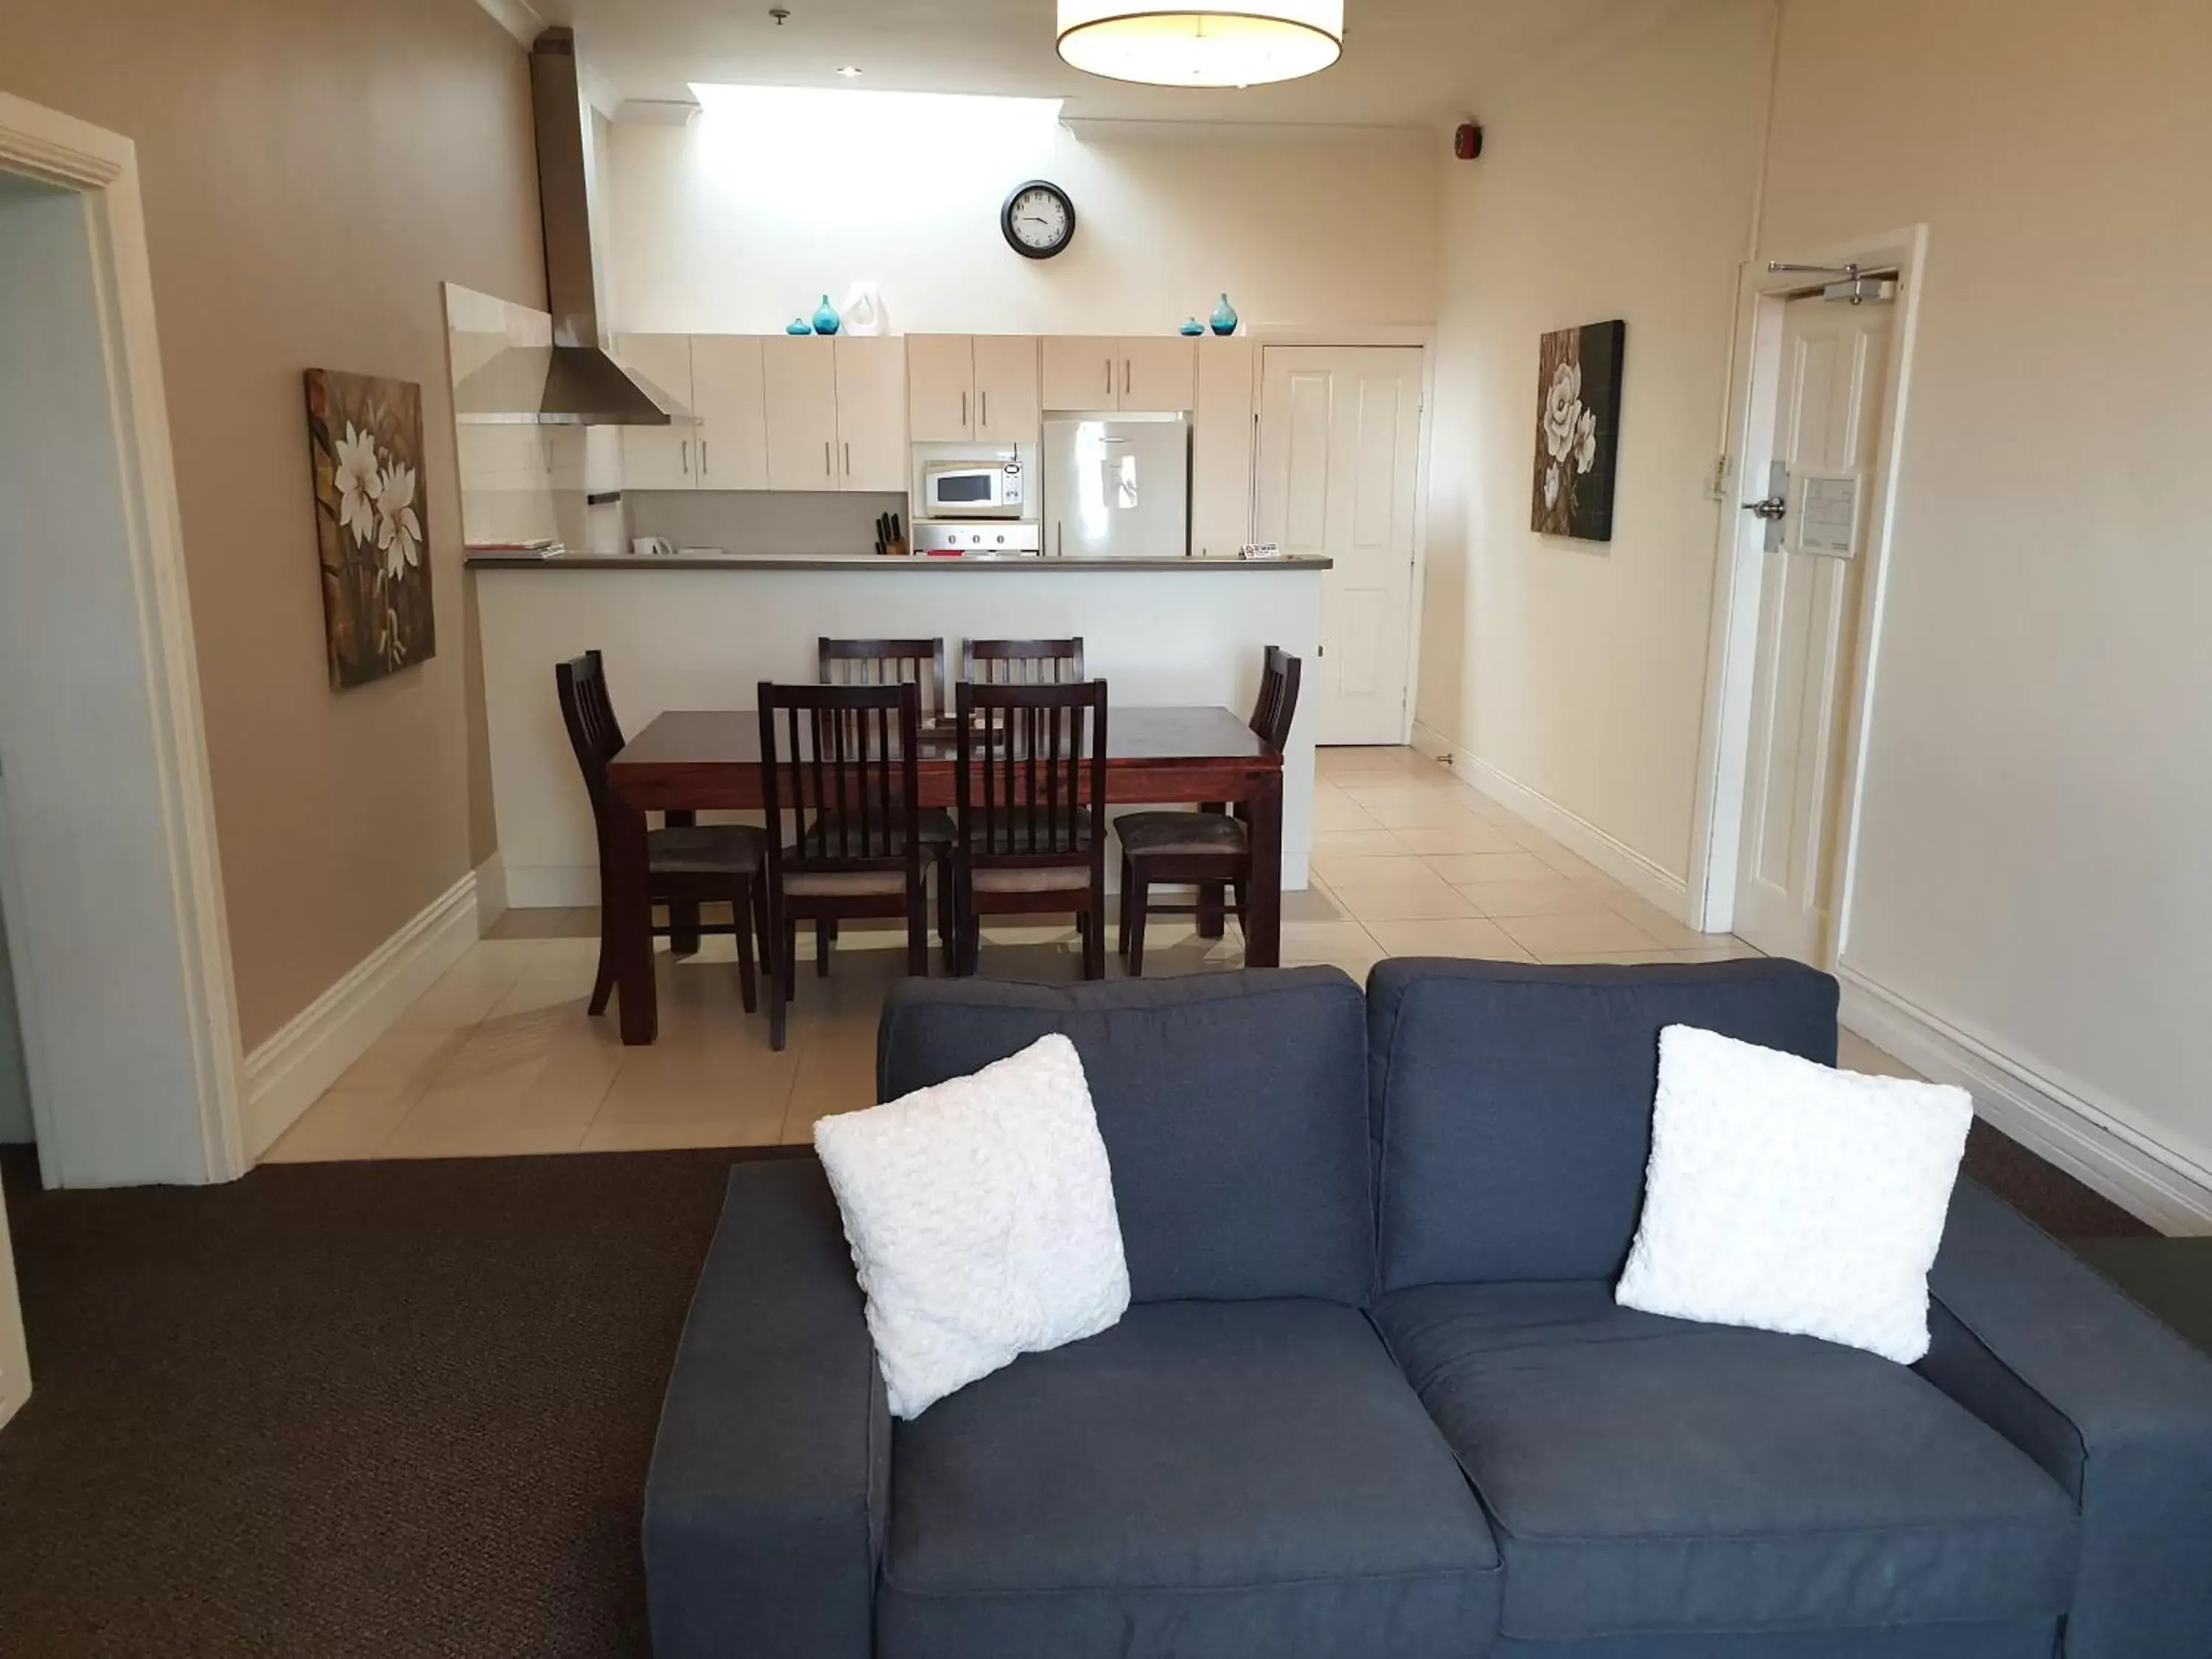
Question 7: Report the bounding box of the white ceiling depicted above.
[533,0,1659,127]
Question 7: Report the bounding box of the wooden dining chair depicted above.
[757,680,929,1051]
[1114,646,1302,975]
[818,637,959,954]
[556,650,770,1016]
[953,678,1110,980]
[961,637,1086,685]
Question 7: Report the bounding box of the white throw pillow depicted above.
[813,1034,1130,1419]
[1615,1024,1973,1364]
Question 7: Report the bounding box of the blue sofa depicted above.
[644,961,2212,1659]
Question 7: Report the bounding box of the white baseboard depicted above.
[506,863,600,911]
[1837,964,2212,1236]
[240,871,482,1159]
[473,850,509,928]
[1409,726,1689,920]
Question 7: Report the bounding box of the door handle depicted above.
[1742,496,1787,521]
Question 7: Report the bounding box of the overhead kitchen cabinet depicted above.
[908,335,1040,448]
[762,335,842,490]
[615,333,696,490]
[686,334,769,490]
[1040,335,1195,413]
[831,335,909,491]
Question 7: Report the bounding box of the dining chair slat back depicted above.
[554,650,625,815]
[961,636,1085,685]
[1249,644,1303,751]
[818,636,949,725]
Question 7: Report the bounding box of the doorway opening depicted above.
[1688,227,1928,964]
[0,94,245,1192]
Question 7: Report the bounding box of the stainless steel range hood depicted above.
[456,27,690,426]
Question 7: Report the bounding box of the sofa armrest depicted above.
[1919,1180,2212,1658]
[644,1158,887,1659]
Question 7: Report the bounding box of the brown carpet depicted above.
[0,1122,2150,1658]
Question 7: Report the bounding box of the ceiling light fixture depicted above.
[1056,0,1343,88]
[835,65,863,77]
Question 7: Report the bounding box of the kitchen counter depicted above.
[465,552,1331,572]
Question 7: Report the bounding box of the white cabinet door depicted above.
[1191,338,1256,557]
[973,335,1041,445]
[833,335,908,492]
[616,333,695,490]
[1041,336,1119,411]
[762,335,841,491]
[1119,336,1197,413]
[688,335,768,491]
[906,335,975,442]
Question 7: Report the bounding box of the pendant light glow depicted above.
[1056,0,1344,88]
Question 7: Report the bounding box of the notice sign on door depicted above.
[1794,471,1865,557]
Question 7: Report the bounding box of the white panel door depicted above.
[906,334,975,442]
[1042,336,1119,411]
[1191,338,1256,557]
[973,335,1041,444]
[615,333,695,490]
[687,335,768,491]
[832,335,909,492]
[1119,336,1197,412]
[1253,347,1422,745]
[1733,296,1894,963]
[762,335,841,491]
[0,1174,25,1430]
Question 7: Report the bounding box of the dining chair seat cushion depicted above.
[1116,810,1249,860]
[784,868,914,898]
[649,824,768,876]
[971,866,1095,895]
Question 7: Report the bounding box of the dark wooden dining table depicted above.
[602,705,1285,1043]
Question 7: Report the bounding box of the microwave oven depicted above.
[922,459,1026,519]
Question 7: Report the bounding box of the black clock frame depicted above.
[1001,179,1076,260]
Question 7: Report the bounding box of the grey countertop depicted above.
[465,552,1332,572]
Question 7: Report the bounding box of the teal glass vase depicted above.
[811,294,841,336]
[1179,318,1206,336]
[785,317,813,335]
[1209,293,1238,335]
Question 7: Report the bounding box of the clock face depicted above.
[1002,181,1075,260]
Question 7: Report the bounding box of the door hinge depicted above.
[1706,453,1731,501]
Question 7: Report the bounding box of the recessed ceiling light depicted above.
[835,66,863,77]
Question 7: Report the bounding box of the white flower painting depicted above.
[305,369,436,689]
[1531,321,1626,541]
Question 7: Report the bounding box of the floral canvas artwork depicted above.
[304,369,434,688]
[1531,320,1626,541]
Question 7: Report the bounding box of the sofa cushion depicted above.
[1368,959,1839,1290]
[879,970,1374,1305]
[878,1298,1501,1659]
[1374,1281,2079,1641]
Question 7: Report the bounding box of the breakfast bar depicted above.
[468,552,1329,921]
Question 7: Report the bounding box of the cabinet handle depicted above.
[844,440,852,476]
[981,389,989,428]
[1104,358,1113,399]
[961,390,970,431]
[1124,358,1133,397]
[824,440,832,476]
[681,439,689,476]
[700,441,709,477]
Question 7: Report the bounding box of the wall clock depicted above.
[1001,180,1076,260]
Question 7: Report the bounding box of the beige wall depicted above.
[0,0,544,1049]
[608,111,1439,335]
[1759,0,2212,1183]
[1416,0,1774,884]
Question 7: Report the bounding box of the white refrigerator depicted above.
[1042,413,1191,558]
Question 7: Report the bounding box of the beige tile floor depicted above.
[262,745,1777,1165]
